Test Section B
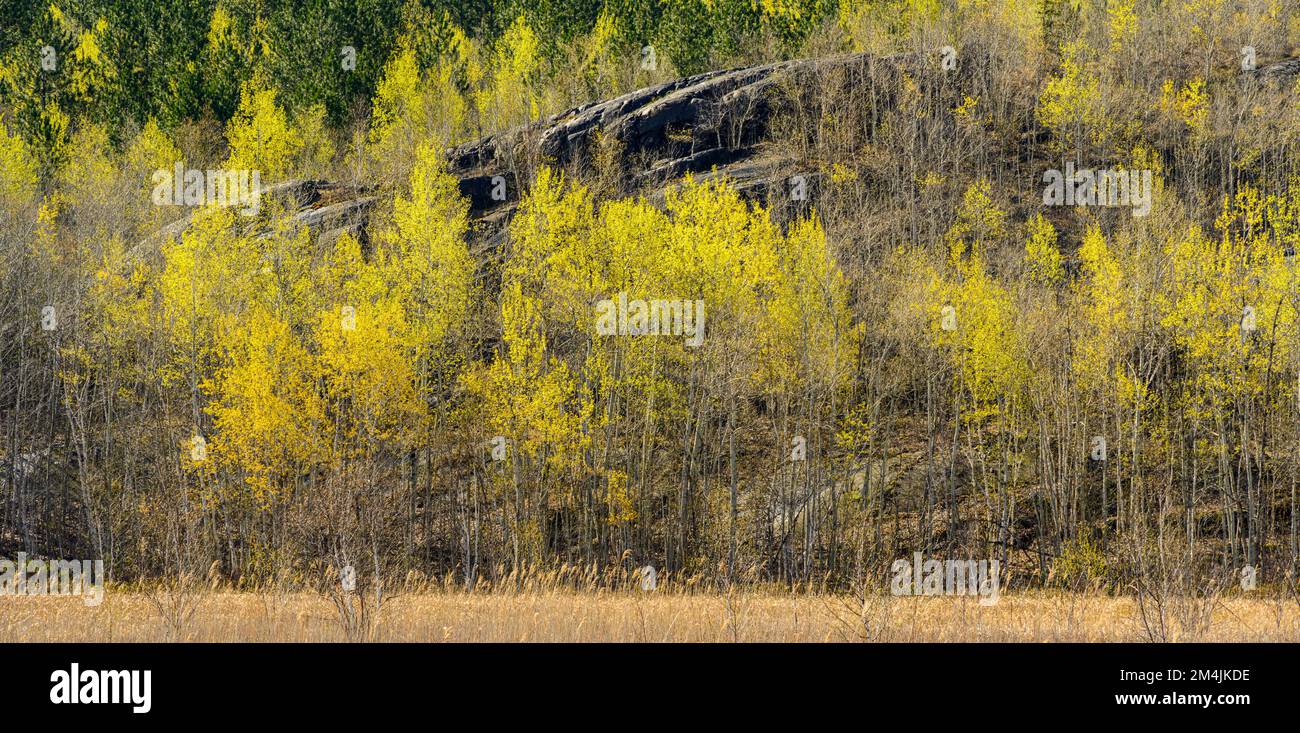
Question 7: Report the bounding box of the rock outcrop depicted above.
[139,52,902,256]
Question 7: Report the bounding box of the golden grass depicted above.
[3,590,1300,642]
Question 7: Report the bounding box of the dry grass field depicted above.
[4,590,1299,643]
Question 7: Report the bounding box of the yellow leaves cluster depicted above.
[475,16,544,132]
[58,124,115,205]
[946,178,1006,264]
[370,45,423,148]
[953,95,981,125]
[1160,78,1209,135]
[604,470,637,525]
[224,73,302,178]
[464,280,590,476]
[68,18,115,96]
[0,115,38,207]
[756,216,859,394]
[48,6,117,103]
[368,24,477,183]
[1106,0,1138,51]
[1037,41,1105,154]
[927,258,1027,421]
[293,105,335,179]
[159,144,474,504]
[383,143,475,349]
[1160,185,1299,414]
[1072,225,1129,393]
[1024,213,1064,286]
[908,175,1293,435]
[466,167,857,486]
[828,163,858,185]
[578,10,625,100]
[203,306,327,502]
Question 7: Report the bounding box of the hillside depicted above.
[3,2,1300,610]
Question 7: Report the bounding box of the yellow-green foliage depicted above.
[837,0,942,54]
[60,13,117,103]
[368,37,470,183]
[577,10,624,100]
[755,215,860,394]
[1160,78,1209,137]
[224,73,303,177]
[370,43,423,141]
[204,298,329,500]
[0,115,39,207]
[58,124,115,205]
[12,0,1300,591]
[1037,40,1105,154]
[946,179,1006,263]
[1072,224,1129,393]
[475,16,543,132]
[293,104,335,178]
[1159,186,1299,417]
[125,120,182,181]
[933,262,1027,419]
[464,167,857,545]
[1024,213,1063,286]
[378,142,476,354]
[1053,533,1109,587]
[158,144,475,505]
[923,182,1028,421]
[1105,0,1137,51]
